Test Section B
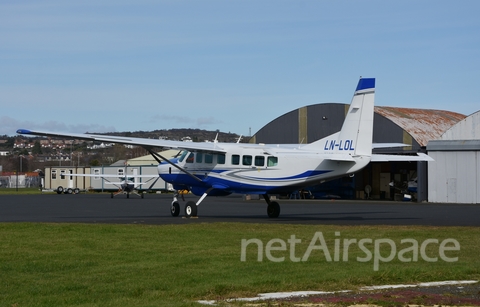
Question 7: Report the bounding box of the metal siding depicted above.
[477,152,480,203]
[306,103,345,142]
[375,107,465,147]
[441,110,480,140]
[456,152,476,203]
[298,107,308,144]
[445,152,457,202]
[254,110,299,143]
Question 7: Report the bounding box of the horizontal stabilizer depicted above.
[324,154,356,162]
[372,143,409,149]
[371,153,433,162]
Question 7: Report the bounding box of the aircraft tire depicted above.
[111,193,113,198]
[56,186,63,194]
[127,193,129,199]
[184,201,197,217]
[171,202,180,217]
[141,193,144,199]
[267,201,280,218]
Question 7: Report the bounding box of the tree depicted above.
[32,141,43,155]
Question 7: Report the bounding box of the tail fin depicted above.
[305,78,375,156]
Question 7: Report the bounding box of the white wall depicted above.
[428,151,479,204]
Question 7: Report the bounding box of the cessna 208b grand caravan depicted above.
[17,78,432,218]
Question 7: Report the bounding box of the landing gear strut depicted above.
[170,188,213,218]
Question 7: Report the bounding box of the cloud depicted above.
[0,116,117,136]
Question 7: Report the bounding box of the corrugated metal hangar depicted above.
[249,103,467,202]
[428,111,480,204]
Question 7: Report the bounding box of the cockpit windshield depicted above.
[178,150,190,162]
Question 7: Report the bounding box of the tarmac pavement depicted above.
[1,193,479,226]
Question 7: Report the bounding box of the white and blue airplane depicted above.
[17,78,432,218]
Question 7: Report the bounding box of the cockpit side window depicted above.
[267,156,278,166]
[186,153,194,163]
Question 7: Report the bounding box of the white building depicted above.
[427,111,480,204]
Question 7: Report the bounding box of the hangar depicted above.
[249,103,465,201]
[427,110,480,204]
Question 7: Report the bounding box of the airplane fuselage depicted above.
[157,145,371,196]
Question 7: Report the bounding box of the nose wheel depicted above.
[184,201,198,217]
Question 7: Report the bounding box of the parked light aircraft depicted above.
[17,78,432,218]
[64,168,159,198]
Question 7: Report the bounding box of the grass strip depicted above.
[0,223,478,306]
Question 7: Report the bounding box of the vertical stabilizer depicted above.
[338,78,375,156]
[305,78,375,157]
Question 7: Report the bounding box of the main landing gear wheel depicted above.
[267,201,280,218]
[184,201,198,218]
[171,202,180,217]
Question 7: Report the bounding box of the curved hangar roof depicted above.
[250,103,466,152]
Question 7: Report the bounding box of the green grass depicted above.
[0,188,44,195]
[0,223,478,306]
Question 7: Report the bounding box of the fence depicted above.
[0,173,42,189]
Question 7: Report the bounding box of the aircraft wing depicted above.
[371,153,433,162]
[66,174,158,178]
[16,129,226,153]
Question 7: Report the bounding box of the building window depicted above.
[94,169,100,180]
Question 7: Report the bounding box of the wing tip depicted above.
[17,129,32,134]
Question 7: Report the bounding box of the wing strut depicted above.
[145,148,203,183]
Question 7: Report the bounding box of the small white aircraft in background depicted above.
[17,78,432,217]
[64,168,159,198]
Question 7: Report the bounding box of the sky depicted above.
[1,0,480,137]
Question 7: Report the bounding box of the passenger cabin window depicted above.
[205,153,213,164]
[267,156,278,167]
[255,156,265,167]
[118,168,124,176]
[217,153,225,164]
[52,170,57,180]
[243,155,252,166]
[60,170,66,180]
[186,153,194,163]
[94,169,100,180]
[196,152,203,163]
[231,154,240,165]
